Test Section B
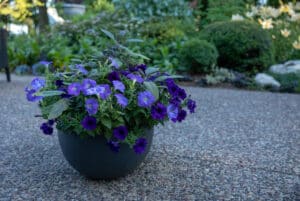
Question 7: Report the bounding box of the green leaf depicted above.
[126,39,144,43]
[35,90,64,97]
[101,29,117,43]
[101,118,112,129]
[154,75,183,82]
[144,81,159,101]
[118,44,150,60]
[145,67,160,75]
[48,99,69,119]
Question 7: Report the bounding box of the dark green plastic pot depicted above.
[58,128,153,180]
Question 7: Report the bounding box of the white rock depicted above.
[270,61,300,74]
[255,73,281,88]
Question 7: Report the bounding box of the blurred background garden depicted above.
[1,0,300,93]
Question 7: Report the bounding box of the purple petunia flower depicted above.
[55,80,64,87]
[81,116,97,130]
[75,64,88,75]
[67,82,81,96]
[120,70,130,76]
[169,97,181,107]
[39,61,52,66]
[136,64,147,72]
[178,88,187,100]
[25,88,43,102]
[151,102,167,120]
[108,71,120,82]
[127,73,144,83]
[166,79,180,97]
[81,79,97,95]
[137,91,156,108]
[133,138,147,154]
[107,140,120,153]
[167,104,179,122]
[187,99,197,113]
[85,98,99,115]
[177,109,187,122]
[109,57,120,69]
[40,122,53,135]
[113,126,128,141]
[86,84,111,100]
[115,94,128,108]
[113,80,125,93]
[30,77,46,91]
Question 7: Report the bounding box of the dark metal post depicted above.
[0,28,10,82]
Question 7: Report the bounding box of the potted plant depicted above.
[56,0,86,16]
[25,36,196,180]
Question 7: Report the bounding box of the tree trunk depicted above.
[38,0,49,31]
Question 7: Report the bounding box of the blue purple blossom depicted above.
[151,102,167,120]
[187,99,196,113]
[137,91,156,108]
[107,140,120,153]
[169,97,181,107]
[86,84,111,100]
[40,122,53,135]
[178,88,187,100]
[81,116,97,130]
[109,57,120,69]
[177,109,187,122]
[167,104,179,122]
[48,119,55,126]
[39,61,52,66]
[113,80,125,93]
[81,79,97,95]
[25,88,43,102]
[133,138,147,154]
[166,79,180,97]
[85,98,99,115]
[75,64,88,75]
[115,94,128,108]
[127,73,144,83]
[55,80,64,87]
[113,126,128,141]
[108,71,120,82]
[30,78,46,91]
[67,82,81,96]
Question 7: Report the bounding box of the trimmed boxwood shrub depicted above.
[179,39,218,74]
[201,21,275,74]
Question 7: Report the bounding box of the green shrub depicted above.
[179,39,218,74]
[201,21,275,74]
[269,72,300,93]
[112,0,192,21]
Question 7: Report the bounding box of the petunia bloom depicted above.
[187,99,196,113]
[86,84,111,100]
[75,64,88,75]
[109,57,120,69]
[167,104,179,122]
[113,80,125,93]
[67,82,81,96]
[85,98,99,115]
[25,88,43,102]
[81,79,97,95]
[108,71,121,82]
[115,94,128,108]
[30,77,46,91]
[151,102,167,120]
[127,73,144,83]
[133,138,147,154]
[137,91,156,108]
[177,109,187,122]
[113,126,128,140]
[40,122,53,135]
[81,116,97,130]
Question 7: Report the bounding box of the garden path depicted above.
[0,74,299,201]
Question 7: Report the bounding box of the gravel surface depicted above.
[0,74,299,201]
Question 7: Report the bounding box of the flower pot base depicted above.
[58,129,153,180]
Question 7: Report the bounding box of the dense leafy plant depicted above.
[179,39,218,74]
[201,21,275,74]
[269,72,300,93]
[112,0,192,21]
[25,31,197,154]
